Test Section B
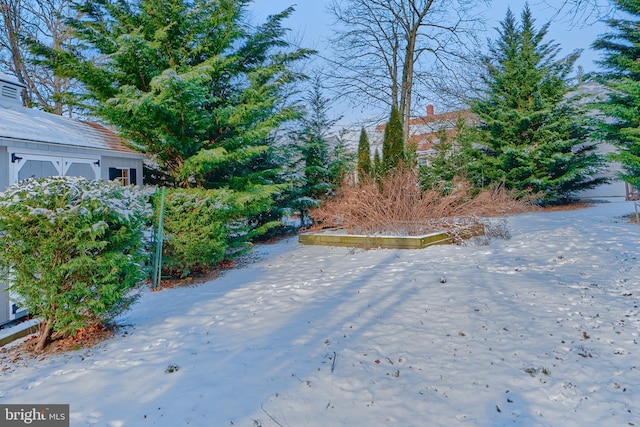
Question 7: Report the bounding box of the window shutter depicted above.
[108,167,118,181]
[130,168,137,185]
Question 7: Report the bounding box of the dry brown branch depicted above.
[308,169,533,241]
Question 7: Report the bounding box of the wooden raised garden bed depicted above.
[299,225,484,250]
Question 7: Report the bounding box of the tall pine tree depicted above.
[592,0,640,190]
[468,5,606,204]
[382,105,404,172]
[33,0,313,191]
[286,75,350,225]
[373,148,382,177]
[357,127,372,181]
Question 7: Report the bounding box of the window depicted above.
[109,167,137,185]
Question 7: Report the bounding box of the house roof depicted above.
[0,104,138,154]
[375,107,478,152]
[375,108,477,132]
[408,109,476,127]
[0,72,25,87]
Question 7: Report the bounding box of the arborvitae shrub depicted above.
[159,188,229,278]
[0,176,152,350]
[158,185,281,278]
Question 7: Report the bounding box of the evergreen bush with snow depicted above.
[159,186,281,278]
[0,176,152,351]
[159,188,229,278]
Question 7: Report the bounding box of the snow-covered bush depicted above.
[159,188,228,278]
[0,176,152,351]
[159,186,281,278]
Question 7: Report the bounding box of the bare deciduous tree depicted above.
[328,0,489,139]
[0,0,78,116]
[549,0,616,24]
[1,0,28,98]
[327,0,616,132]
[419,0,616,112]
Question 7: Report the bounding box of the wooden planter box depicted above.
[299,225,484,250]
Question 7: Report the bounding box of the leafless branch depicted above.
[308,168,532,238]
[327,0,489,136]
[0,0,81,116]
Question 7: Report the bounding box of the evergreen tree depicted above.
[373,148,382,177]
[467,6,607,204]
[34,0,313,191]
[357,127,372,181]
[420,117,482,190]
[382,105,404,171]
[287,76,350,224]
[327,134,354,187]
[0,177,151,350]
[592,0,640,189]
[295,76,343,198]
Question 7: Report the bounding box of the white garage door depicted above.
[9,153,100,184]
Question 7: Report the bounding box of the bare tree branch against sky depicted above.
[253,0,614,124]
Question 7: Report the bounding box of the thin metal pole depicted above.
[151,186,158,288]
[153,187,166,289]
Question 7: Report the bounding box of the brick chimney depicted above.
[426,104,435,116]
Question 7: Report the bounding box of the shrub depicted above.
[0,177,152,351]
[158,188,229,278]
[308,168,532,238]
[158,185,281,278]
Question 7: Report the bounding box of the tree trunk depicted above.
[35,319,53,352]
[402,35,416,144]
[390,35,400,112]
[1,0,27,87]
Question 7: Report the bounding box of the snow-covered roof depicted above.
[0,105,137,154]
[0,72,25,87]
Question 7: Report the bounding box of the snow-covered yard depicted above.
[1,199,639,426]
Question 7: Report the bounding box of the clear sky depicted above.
[249,0,609,69]
[247,0,612,124]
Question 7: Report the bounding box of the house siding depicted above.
[0,138,144,189]
[0,282,8,324]
[101,155,143,183]
[0,146,8,190]
[576,143,626,198]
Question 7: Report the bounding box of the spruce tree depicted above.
[33,0,313,191]
[327,136,353,188]
[295,76,343,199]
[468,6,607,204]
[592,0,640,190]
[357,127,372,181]
[382,105,405,171]
[286,76,350,224]
[420,117,482,190]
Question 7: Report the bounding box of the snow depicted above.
[1,199,639,426]
[0,105,108,150]
[0,177,153,225]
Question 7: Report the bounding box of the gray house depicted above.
[0,72,145,325]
